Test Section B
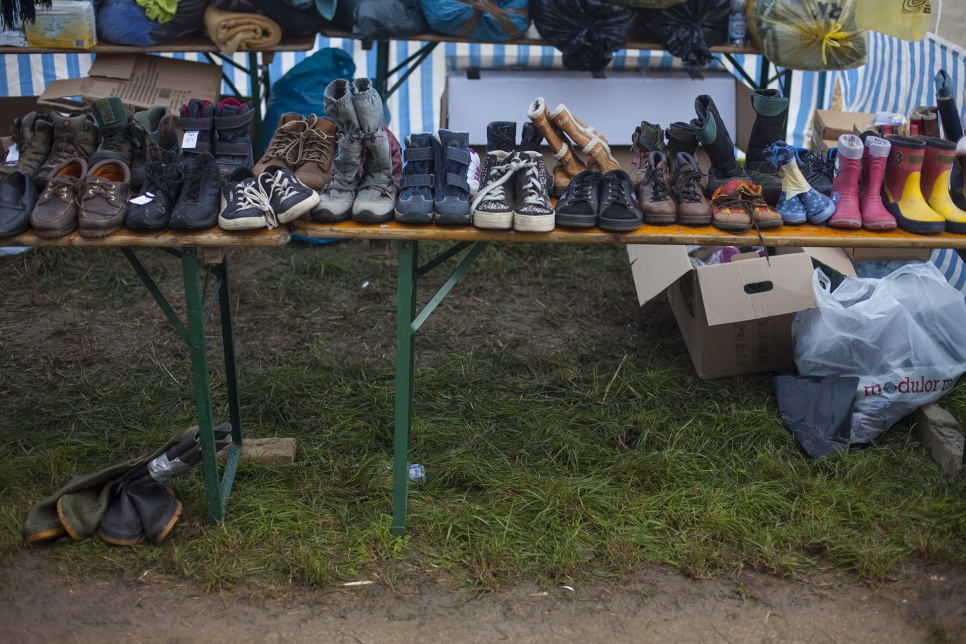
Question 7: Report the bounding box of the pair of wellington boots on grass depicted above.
[526,97,619,197]
[311,78,396,224]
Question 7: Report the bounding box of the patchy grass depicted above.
[0,241,964,593]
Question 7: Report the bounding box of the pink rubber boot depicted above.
[828,133,864,228]
[860,135,897,231]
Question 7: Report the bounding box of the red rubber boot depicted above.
[828,134,863,229]
[859,136,897,231]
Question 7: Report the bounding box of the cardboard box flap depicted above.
[89,55,138,80]
[35,78,88,112]
[694,252,816,326]
[801,247,857,277]
[627,244,695,306]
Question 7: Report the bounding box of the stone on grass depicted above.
[218,437,297,465]
[913,404,963,477]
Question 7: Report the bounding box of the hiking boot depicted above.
[0,171,38,236]
[179,98,216,162]
[3,111,53,180]
[472,150,521,230]
[218,167,272,231]
[260,165,320,224]
[630,121,664,188]
[30,157,87,238]
[511,150,555,233]
[550,103,618,173]
[432,129,472,226]
[254,113,306,173]
[638,150,676,225]
[766,142,834,225]
[710,179,753,233]
[213,98,254,178]
[691,95,752,198]
[127,151,184,230]
[664,122,698,173]
[598,169,643,233]
[527,97,586,197]
[554,168,602,229]
[909,106,940,138]
[920,136,966,234]
[312,78,363,222]
[78,159,130,238]
[35,112,99,187]
[130,106,180,191]
[295,115,336,191]
[828,134,864,229]
[395,132,435,225]
[883,135,946,234]
[671,152,712,226]
[859,135,897,231]
[170,152,221,229]
[746,182,783,229]
[89,97,136,166]
[796,147,834,195]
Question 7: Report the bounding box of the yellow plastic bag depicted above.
[749,0,867,71]
[854,0,931,42]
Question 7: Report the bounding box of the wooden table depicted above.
[0,227,290,524]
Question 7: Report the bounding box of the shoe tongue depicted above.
[90,97,130,133]
[485,121,515,152]
[439,129,469,149]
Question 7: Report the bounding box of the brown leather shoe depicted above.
[743,180,782,229]
[638,151,676,224]
[30,157,88,238]
[79,159,130,238]
[671,152,712,226]
[294,115,337,191]
[253,113,306,174]
[711,178,752,233]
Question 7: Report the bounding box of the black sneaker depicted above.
[127,151,184,229]
[169,153,221,229]
[555,169,602,229]
[259,165,320,224]
[797,147,834,196]
[597,170,643,233]
[218,168,275,231]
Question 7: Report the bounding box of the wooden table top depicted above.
[292,219,966,250]
[0,227,290,248]
[0,36,317,56]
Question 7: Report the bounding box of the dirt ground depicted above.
[1,553,964,643]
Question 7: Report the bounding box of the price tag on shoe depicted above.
[182,131,199,149]
[130,192,155,205]
[4,143,18,165]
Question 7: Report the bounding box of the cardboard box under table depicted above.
[627,245,856,379]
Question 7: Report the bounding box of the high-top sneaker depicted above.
[744,89,787,202]
[3,112,53,180]
[796,147,834,195]
[670,152,712,226]
[691,95,751,198]
[295,115,337,191]
[312,78,364,222]
[213,98,254,178]
[920,136,966,234]
[179,99,216,163]
[766,142,834,225]
[664,122,698,173]
[35,112,99,187]
[517,121,550,191]
[630,121,664,188]
[883,135,946,234]
[859,135,896,231]
[935,70,966,211]
[527,97,586,196]
[909,106,941,138]
[550,103,619,173]
[555,169,602,229]
[395,133,435,224]
[351,78,397,224]
[472,123,523,231]
[127,151,184,230]
[638,151,676,225]
[827,134,864,229]
[432,129,472,226]
[512,150,555,233]
[130,106,180,191]
[89,97,136,166]
[253,113,306,173]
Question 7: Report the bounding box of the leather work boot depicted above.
[554,168,602,229]
[550,103,619,173]
[78,159,130,238]
[35,112,99,188]
[254,113,306,173]
[920,136,966,234]
[170,153,221,229]
[89,96,137,166]
[213,98,254,178]
[395,132,435,225]
[295,115,337,191]
[3,111,53,180]
[597,169,643,233]
[30,157,87,238]
[630,121,664,188]
[312,78,364,222]
[935,70,966,211]
[883,135,946,234]
[0,171,38,236]
[909,106,941,138]
[691,95,751,199]
[512,150,555,233]
[527,97,586,196]
[664,122,698,173]
[859,135,896,231]
[179,98,216,162]
[127,151,184,230]
[432,129,472,226]
[671,152,712,226]
[828,134,864,229]
[130,106,180,191]
[744,89,787,201]
[710,178,752,233]
[638,150,676,225]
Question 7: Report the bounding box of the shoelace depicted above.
[601,179,633,211]
[238,181,279,229]
[101,128,135,152]
[264,171,300,202]
[41,174,84,203]
[804,152,834,177]
[181,166,213,202]
[650,167,671,201]
[264,127,303,166]
[48,133,83,165]
[85,176,119,200]
[568,176,597,205]
[143,162,184,201]
[673,166,705,203]
[469,155,530,211]
[519,161,549,209]
[300,128,333,165]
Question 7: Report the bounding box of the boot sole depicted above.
[806,200,837,225]
[642,213,677,225]
[395,209,434,225]
[352,210,393,224]
[78,225,122,239]
[889,204,947,234]
[148,496,182,543]
[98,529,144,547]
[712,221,752,233]
[598,219,643,233]
[944,219,966,234]
[32,223,78,238]
[554,214,597,229]
[513,212,555,233]
[276,193,321,224]
[435,212,473,226]
[474,211,513,230]
[678,215,712,226]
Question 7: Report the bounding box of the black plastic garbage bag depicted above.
[774,375,858,458]
[336,0,429,41]
[531,0,638,71]
[641,0,730,67]
[98,0,209,46]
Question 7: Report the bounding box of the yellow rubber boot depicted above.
[883,135,946,234]
[920,136,966,234]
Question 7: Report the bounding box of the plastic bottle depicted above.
[728,0,747,48]
[408,463,426,483]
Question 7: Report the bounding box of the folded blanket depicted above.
[203,4,282,55]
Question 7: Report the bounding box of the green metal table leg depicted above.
[248,51,264,156]
[181,247,224,523]
[392,240,419,536]
[216,254,243,502]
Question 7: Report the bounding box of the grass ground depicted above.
[0,241,964,594]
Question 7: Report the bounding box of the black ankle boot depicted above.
[691,95,748,196]
[486,121,516,153]
[743,89,787,203]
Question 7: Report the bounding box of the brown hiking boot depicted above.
[78,159,130,238]
[638,151,676,224]
[3,112,54,180]
[710,178,752,233]
[89,97,137,166]
[30,157,88,238]
[671,152,712,226]
[254,113,306,173]
[629,121,664,188]
[743,180,782,229]
[35,112,100,188]
[295,115,336,191]
[130,106,180,191]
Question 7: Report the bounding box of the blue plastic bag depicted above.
[263,48,357,144]
[421,0,530,41]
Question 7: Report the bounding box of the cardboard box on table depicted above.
[627,245,856,379]
[812,109,876,143]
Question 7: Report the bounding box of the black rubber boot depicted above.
[743,89,787,203]
[98,487,144,546]
[690,95,749,196]
[936,70,966,210]
[125,474,182,543]
[486,121,516,153]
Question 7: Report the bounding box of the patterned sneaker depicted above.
[512,150,555,233]
[472,150,523,230]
